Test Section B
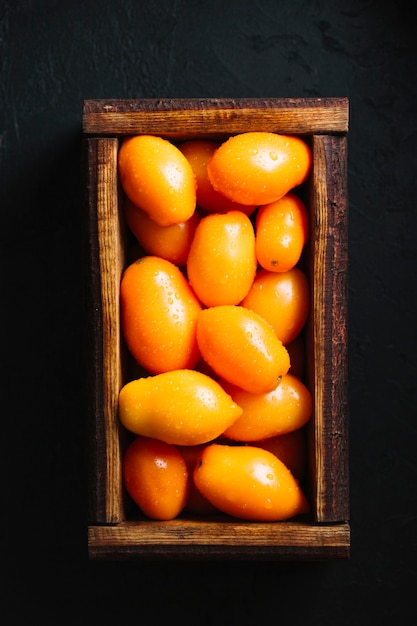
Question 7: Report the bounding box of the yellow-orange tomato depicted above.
[124,198,200,266]
[178,140,257,216]
[120,256,202,374]
[123,436,188,520]
[241,267,310,345]
[177,444,219,515]
[118,135,197,226]
[207,132,312,206]
[286,334,306,378]
[197,305,290,394]
[221,374,312,441]
[194,443,309,521]
[118,369,243,446]
[255,429,308,482]
[255,193,309,272]
[187,210,257,307]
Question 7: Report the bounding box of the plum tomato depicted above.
[186,210,257,307]
[286,334,306,378]
[221,373,313,441]
[118,369,243,446]
[207,132,312,206]
[254,429,308,483]
[196,305,290,394]
[178,140,257,216]
[193,443,310,521]
[118,135,197,226]
[123,436,188,520]
[241,267,310,345]
[120,256,202,374]
[255,192,309,272]
[124,198,200,266]
[176,444,220,515]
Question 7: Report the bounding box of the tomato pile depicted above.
[117,132,313,522]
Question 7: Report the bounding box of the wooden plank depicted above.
[84,137,127,524]
[84,100,350,558]
[88,519,350,560]
[306,135,349,523]
[83,98,349,137]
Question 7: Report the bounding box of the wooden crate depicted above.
[83,98,350,560]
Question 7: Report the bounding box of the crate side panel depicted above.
[84,138,105,524]
[307,135,349,523]
[88,519,350,561]
[83,98,349,137]
[86,137,127,524]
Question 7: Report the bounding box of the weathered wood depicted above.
[83,98,350,559]
[306,134,349,522]
[83,98,349,137]
[88,519,350,561]
[84,137,127,524]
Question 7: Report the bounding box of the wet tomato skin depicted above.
[207,132,312,206]
[241,267,310,346]
[193,443,310,521]
[254,429,308,483]
[123,436,188,520]
[178,140,257,216]
[118,135,197,226]
[118,369,243,446]
[196,305,290,394]
[221,373,313,441]
[255,192,309,272]
[120,256,202,374]
[187,210,257,307]
[124,198,200,266]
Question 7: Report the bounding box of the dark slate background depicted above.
[3,1,417,623]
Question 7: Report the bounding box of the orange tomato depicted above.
[196,305,290,394]
[120,256,202,374]
[118,369,243,445]
[207,132,312,206]
[193,443,310,521]
[118,135,197,226]
[286,334,306,378]
[123,436,188,520]
[177,444,219,515]
[241,267,310,345]
[187,210,257,307]
[254,429,308,482]
[178,140,257,216]
[255,192,309,272]
[124,198,200,266]
[221,374,312,441]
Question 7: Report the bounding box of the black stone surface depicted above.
[3,0,417,623]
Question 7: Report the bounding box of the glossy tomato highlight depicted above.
[118,135,197,226]
[124,198,200,266]
[187,210,257,306]
[120,256,202,374]
[221,373,313,441]
[193,443,310,521]
[255,192,309,272]
[123,436,189,520]
[178,139,257,216]
[242,267,310,345]
[197,305,290,394]
[207,132,312,206]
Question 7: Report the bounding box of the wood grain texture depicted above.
[83,98,349,137]
[306,134,349,522]
[83,99,350,558]
[88,519,350,561]
[84,137,127,524]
